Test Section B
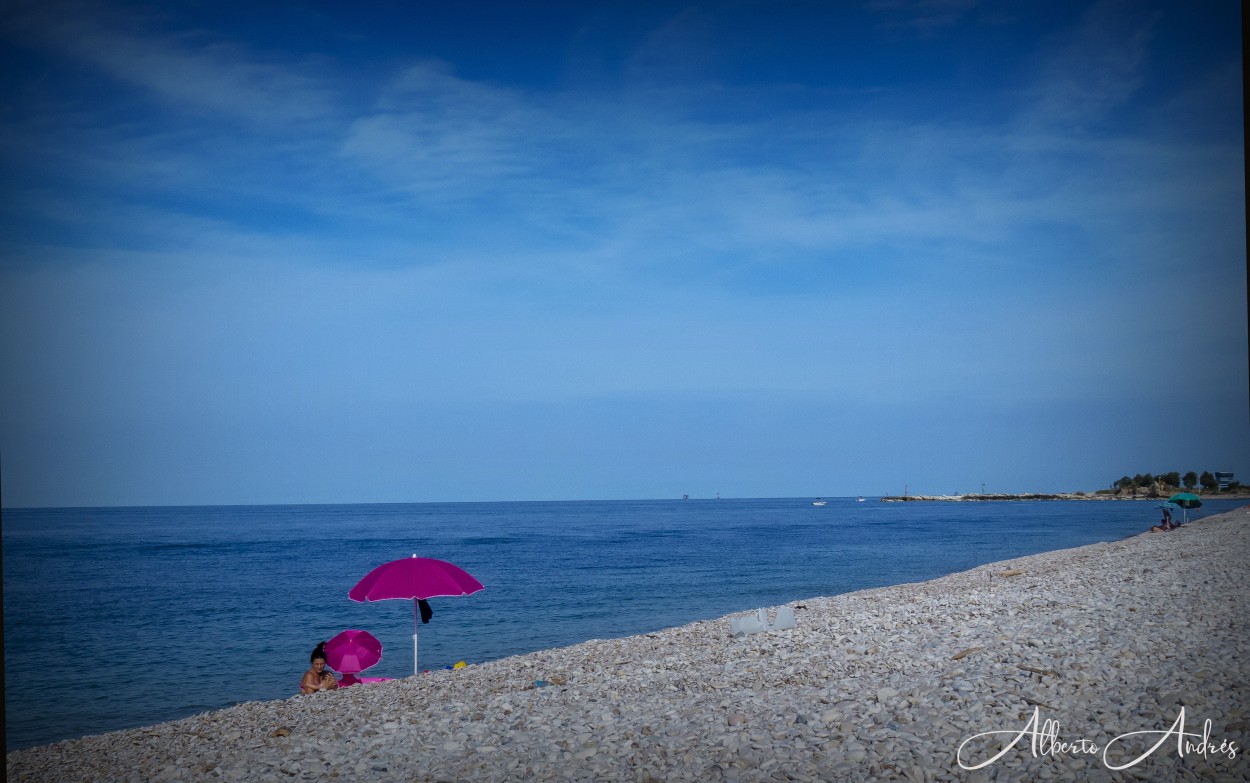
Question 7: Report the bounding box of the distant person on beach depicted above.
[1149,507,1174,532]
[300,642,339,694]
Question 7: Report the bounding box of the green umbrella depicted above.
[1167,493,1202,523]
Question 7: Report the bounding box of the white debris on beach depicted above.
[9,506,1249,782]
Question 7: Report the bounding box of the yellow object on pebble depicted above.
[453,661,466,669]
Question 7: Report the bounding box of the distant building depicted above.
[1215,471,1235,489]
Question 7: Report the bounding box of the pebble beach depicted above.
[9,505,1248,783]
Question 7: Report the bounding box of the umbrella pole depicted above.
[413,599,420,676]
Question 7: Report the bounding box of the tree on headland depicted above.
[1106,470,1244,495]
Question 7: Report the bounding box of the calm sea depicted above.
[4,496,1243,751]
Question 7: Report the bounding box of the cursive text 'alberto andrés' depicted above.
[957,707,1239,771]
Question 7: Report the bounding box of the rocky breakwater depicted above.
[9,506,1250,782]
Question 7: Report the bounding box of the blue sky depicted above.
[1,0,1245,507]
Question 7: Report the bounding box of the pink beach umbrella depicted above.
[323,629,383,675]
[348,555,484,675]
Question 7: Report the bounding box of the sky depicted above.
[0,0,1245,507]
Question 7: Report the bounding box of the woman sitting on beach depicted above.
[1151,509,1174,532]
[300,642,339,694]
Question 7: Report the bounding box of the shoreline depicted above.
[880,491,1250,502]
[9,505,1249,782]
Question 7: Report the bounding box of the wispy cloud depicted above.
[340,61,562,200]
[1022,0,1159,131]
[3,0,340,125]
[1,1,1243,505]
[865,0,982,34]
[4,0,1222,291]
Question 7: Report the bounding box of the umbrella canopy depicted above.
[349,556,484,602]
[323,629,382,675]
[349,555,484,675]
[1167,493,1202,523]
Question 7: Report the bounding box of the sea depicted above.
[4,496,1244,752]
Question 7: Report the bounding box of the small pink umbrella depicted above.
[323,629,383,675]
[348,555,484,675]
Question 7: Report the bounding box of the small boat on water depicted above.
[812,499,827,506]
[857,496,865,502]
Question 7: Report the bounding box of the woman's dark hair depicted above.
[311,641,328,664]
